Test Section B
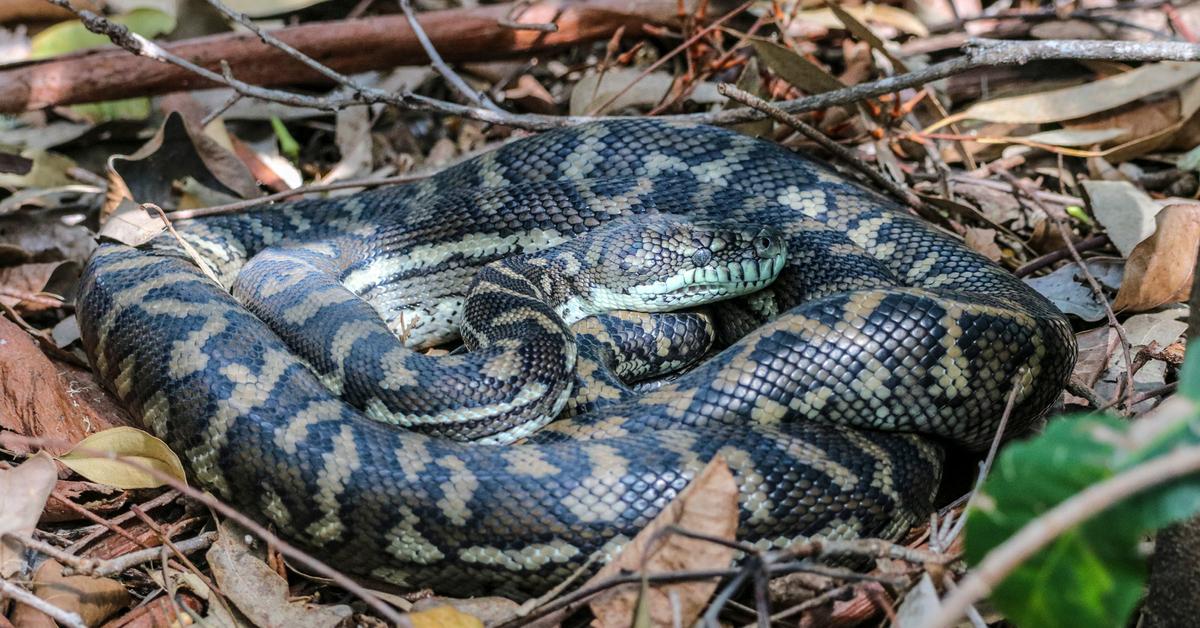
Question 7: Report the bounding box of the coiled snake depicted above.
[76,119,1076,597]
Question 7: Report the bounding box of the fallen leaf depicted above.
[750,39,845,94]
[1095,306,1189,411]
[964,227,1002,261]
[0,453,57,578]
[894,573,942,628]
[569,68,722,116]
[1112,203,1200,312]
[940,62,1200,126]
[1024,258,1124,322]
[402,606,484,628]
[58,426,187,489]
[587,456,739,628]
[1073,326,1120,389]
[9,559,130,627]
[410,597,517,624]
[223,0,334,18]
[783,3,930,36]
[207,520,353,628]
[30,8,175,59]
[106,111,261,217]
[1081,180,1163,257]
[323,106,374,183]
[147,564,242,627]
[0,317,132,455]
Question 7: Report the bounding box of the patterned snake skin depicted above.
[76,119,1077,597]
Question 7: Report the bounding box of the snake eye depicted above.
[691,249,713,267]
[754,233,779,257]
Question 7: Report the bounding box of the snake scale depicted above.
[76,119,1077,598]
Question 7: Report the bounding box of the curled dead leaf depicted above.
[1113,203,1200,312]
[0,453,57,578]
[586,456,739,628]
[57,426,187,490]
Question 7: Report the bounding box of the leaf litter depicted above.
[1,0,1199,626]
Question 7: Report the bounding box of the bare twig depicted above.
[92,533,217,577]
[1014,234,1111,277]
[0,579,86,628]
[0,432,405,625]
[396,0,501,111]
[929,444,1200,628]
[165,171,432,220]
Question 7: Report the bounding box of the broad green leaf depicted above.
[1183,339,1200,400]
[30,9,176,59]
[30,8,176,122]
[966,403,1200,628]
[57,426,187,489]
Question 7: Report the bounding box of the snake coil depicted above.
[77,120,1076,597]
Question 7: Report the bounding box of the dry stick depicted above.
[396,0,502,111]
[1014,233,1111,277]
[65,489,181,554]
[93,533,217,577]
[0,578,86,628]
[165,171,432,220]
[1000,173,1136,413]
[928,444,1200,628]
[1,533,100,575]
[0,432,406,626]
[718,83,927,213]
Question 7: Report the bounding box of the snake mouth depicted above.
[630,252,786,305]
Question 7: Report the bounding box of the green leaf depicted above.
[29,8,176,122]
[1182,338,1200,400]
[966,405,1200,628]
[30,9,176,59]
[57,426,187,489]
[271,116,300,161]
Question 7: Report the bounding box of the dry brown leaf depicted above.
[940,62,1200,126]
[410,597,518,625]
[1112,203,1200,312]
[750,39,845,95]
[207,520,353,628]
[587,456,739,628]
[964,227,1002,261]
[105,111,260,218]
[9,559,130,627]
[0,453,57,578]
[0,317,132,456]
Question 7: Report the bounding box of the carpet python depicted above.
[76,119,1077,598]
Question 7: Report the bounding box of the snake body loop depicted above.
[77,120,1076,597]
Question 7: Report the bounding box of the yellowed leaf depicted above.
[791,3,929,36]
[0,453,57,578]
[57,426,186,489]
[587,456,739,628]
[939,62,1200,126]
[404,606,484,628]
[1113,203,1200,312]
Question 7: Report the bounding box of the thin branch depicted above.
[93,533,217,577]
[396,0,501,111]
[0,432,405,625]
[929,444,1200,628]
[0,579,86,628]
[498,0,558,32]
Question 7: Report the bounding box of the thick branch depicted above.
[0,0,684,113]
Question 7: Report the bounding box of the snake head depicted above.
[577,214,787,313]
